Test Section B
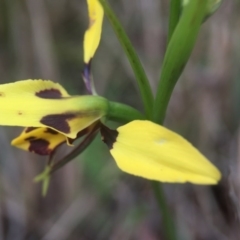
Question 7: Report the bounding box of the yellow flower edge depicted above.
[0,79,109,138]
[84,0,104,64]
[11,127,67,155]
[106,120,221,184]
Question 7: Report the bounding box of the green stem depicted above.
[151,182,176,240]
[167,0,181,43]
[99,0,154,119]
[153,0,208,123]
[107,101,145,123]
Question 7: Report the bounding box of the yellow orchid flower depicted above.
[101,120,221,184]
[11,0,105,155]
[0,79,108,139]
[3,0,221,189]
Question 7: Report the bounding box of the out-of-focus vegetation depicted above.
[0,0,239,239]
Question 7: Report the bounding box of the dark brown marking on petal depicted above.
[0,92,5,97]
[18,111,23,115]
[25,127,38,133]
[28,138,51,155]
[40,113,76,133]
[25,136,36,141]
[36,88,62,99]
[44,128,59,135]
[100,124,118,150]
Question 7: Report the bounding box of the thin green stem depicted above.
[153,0,208,123]
[99,0,154,119]
[107,101,145,123]
[167,0,181,43]
[151,182,176,240]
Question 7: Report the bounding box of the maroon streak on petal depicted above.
[25,136,36,141]
[25,127,38,133]
[100,124,118,150]
[35,88,62,99]
[40,113,76,133]
[28,139,51,155]
[44,128,59,135]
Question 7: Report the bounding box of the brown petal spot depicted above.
[40,113,76,133]
[44,128,59,135]
[25,136,36,141]
[0,92,5,97]
[36,88,62,99]
[25,127,38,133]
[100,124,118,150]
[28,138,51,155]
[18,111,23,115]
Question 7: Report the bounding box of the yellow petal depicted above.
[84,0,104,63]
[0,80,108,138]
[105,120,221,184]
[12,121,101,155]
[12,127,67,155]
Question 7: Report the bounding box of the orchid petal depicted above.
[84,0,104,64]
[12,127,67,155]
[0,80,108,138]
[101,120,221,184]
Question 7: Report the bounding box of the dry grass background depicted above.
[0,0,239,239]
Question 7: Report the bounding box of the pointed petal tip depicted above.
[84,0,104,63]
[109,120,222,185]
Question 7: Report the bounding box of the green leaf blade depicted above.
[153,0,208,124]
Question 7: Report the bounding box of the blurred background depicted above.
[0,0,239,239]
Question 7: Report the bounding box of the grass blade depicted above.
[153,0,208,124]
[99,0,154,119]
